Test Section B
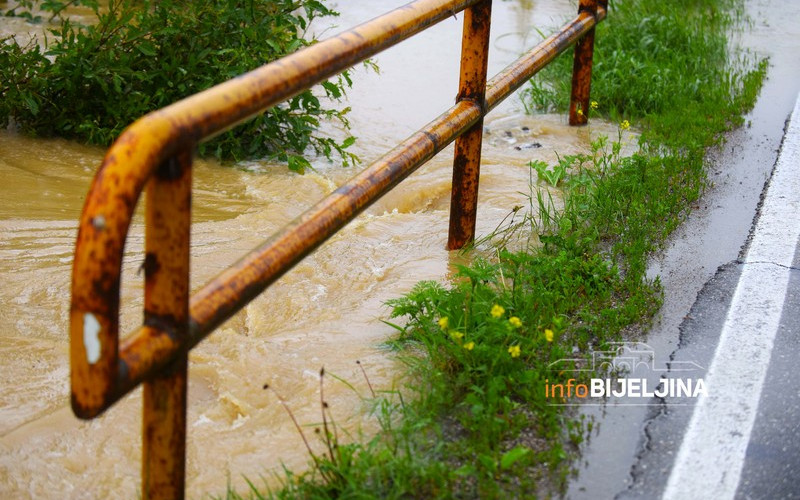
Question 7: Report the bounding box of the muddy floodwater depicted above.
[0,1,630,497]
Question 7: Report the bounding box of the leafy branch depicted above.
[1,0,362,173]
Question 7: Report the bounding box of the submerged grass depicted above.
[223,0,766,497]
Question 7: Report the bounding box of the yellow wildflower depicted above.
[450,330,464,341]
[491,304,505,318]
[509,316,522,328]
[438,317,449,330]
[590,100,599,110]
[508,345,521,358]
[576,107,584,116]
[620,120,631,131]
[464,341,475,351]
[544,329,554,342]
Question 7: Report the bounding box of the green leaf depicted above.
[23,95,39,115]
[137,41,157,57]
[500,446,530,470]
[287,154,311,174]
[265,39,281,52]
[477,453,497,473]
[453,464,476,477]
[321,80,341,98]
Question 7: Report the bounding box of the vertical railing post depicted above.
[142,149,192,500]
[448,0,492,250]
[569,0,606,125]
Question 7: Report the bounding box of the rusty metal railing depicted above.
[69,0,607,497]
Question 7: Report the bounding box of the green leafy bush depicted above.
[1,0,358,172]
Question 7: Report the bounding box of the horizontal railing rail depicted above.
[69,0,607,498]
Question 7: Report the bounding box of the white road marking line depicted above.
[663,93,800,500]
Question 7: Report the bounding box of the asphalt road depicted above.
[624,94,800,500]
[566,0,800,498]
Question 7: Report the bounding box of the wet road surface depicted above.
[567,0,800,497]
[625,94,800,500]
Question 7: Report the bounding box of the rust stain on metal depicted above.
[186,100,482,345]
[448,0,492,250]
[485,8,603,112]
[117,325,181,391]
[70,113,175,418]
[142,356,188,500]
[141,150,191,500]
[569,0,608,125]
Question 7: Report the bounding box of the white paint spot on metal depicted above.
[91,214,106,231]
[664,94,800,499]
[83,313,102,365]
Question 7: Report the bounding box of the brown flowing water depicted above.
[0,1,630,497]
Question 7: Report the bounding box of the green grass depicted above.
[221,0,767,497]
